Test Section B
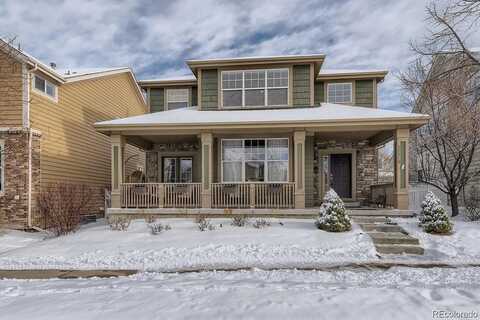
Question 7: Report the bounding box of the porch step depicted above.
[351,216,390,224]
[375,244,424,255]
[348,209,414,217]
[368,232,419,245]
[357,223,406,233]
[344,201,361,208]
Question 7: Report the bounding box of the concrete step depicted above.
[358,223,406,233]
[352,216,390,224]
[368,232,420,245]
[375,244,424,255]
[344,201,361,208]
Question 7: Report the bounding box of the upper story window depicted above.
[327,82,352,104]
[221,69,289,108]
[0,140,4,193]
[166,89,189,110]
[33,74,57,100]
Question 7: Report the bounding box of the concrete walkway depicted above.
[353,216,424,255]
[0,269,137,279]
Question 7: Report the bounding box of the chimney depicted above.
[50,62,57,69]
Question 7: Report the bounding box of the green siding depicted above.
[305,136,315,207]
[150,88,164,112]
[355,80,374,107]
[293,65,311,106]
[314,81,324,105]
[191,86,198,107]
[201,69,218,110]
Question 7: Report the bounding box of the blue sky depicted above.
[0,0,459,111]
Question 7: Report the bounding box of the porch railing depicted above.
[370,183,394,208]
[121,183,201,208]
[211,182,295,209]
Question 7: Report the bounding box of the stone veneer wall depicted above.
[0,128,41,229]
[313,139,378,206]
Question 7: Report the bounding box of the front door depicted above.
[329,154,352,198]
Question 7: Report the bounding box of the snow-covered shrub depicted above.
[197,216,215,231]
[107,216,131,231]
[144,215,157,224]
[252,218,271,229]
[465,186,480,221]
[419,191,453,234]
[231,215,249,227]
[315,189,351,232]
[149,222,171,235]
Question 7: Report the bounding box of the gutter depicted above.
[26,63,36,228]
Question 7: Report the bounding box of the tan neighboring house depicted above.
[96,54,429,215]
[0,39,147,229]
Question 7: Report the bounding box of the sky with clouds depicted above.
[2,0,478,111]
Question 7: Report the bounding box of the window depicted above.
[221,69,288,108]
[166,89,189,110]
[163,157,192,183]
[0,141,4,193]
[33,75,57,100]
[221,138,289,182]
[327,83,352,104]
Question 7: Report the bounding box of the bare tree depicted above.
[402,1,480,217]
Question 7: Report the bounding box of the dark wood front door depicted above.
[330,154,352,198]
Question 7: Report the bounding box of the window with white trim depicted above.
[221,138,289,182]
[33,75,57,100]
[327,82,352,104]
[221,69,288,108]
[166,89,189,110]
[0,141,4,193]
[163,157,193,183]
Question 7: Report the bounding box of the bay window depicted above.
[327,82,352,104]
[222,69,289,108]
[221,138,289,182]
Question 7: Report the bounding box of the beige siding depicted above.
[305,135,315,207]
[0,50,24,127]
[30,72,146,192]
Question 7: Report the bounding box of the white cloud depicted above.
[0,0,440,110]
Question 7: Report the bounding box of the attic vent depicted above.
[50,62,57,69]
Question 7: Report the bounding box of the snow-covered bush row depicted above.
[231,215,249,227]
[315,189,351,232]
[196,216,216,231]
[149,222,172,235]
[252,218,271,229]
[107,216,131,231]
[419,191,453,234]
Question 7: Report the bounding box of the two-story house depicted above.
[96,54,429,215]
[0,39,147,229]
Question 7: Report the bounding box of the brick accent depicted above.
[313,139,378,206]
[0,128,41,229]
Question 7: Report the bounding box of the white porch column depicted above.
[393,128,409,210]
[294,131,306,209]
[201,132,213,208]
[111,134,125,208]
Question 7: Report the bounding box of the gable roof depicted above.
[95,104,429,132]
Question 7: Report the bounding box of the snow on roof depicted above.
[59,67,129,78]
[95,104,429,128]
[187,54,325,64]
[318,69,388,75]
[138,75,197,83]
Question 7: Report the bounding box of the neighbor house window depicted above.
[166,89,189,110]
[163,157,192,183]
[221,69,288,108]
[221,138,289,182]
[0,141,4,193]
[327,83,352,104]
[33,74,57,100]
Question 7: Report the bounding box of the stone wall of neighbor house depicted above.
[0,128,41,229]
[313,139,378,206]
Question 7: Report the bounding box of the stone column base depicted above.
[111,192,121,209]
[295,192,305,209]
[201,192,211,208]
[394,191,409,210]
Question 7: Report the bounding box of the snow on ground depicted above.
[0,218,376,271]
[1,267,480,320]
[0,230,44,255]
[395,218,480,263]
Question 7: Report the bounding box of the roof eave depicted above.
[316,71,389,82]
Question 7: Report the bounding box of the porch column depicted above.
[111,134,125,208]
[393,128,409,210]
[201,132,213,208]
[294,131,306,209]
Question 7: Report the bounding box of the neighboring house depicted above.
[0,39,147,229]
[96,54,429,214]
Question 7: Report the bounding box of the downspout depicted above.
[26,63,37,228]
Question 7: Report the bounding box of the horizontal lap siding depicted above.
[30,72,146,191]
[293,65,311,106]
[314,81,324,105]
[305,136,315,207]
[150,88,164,112]
[191,86,198,106]
[201,69,218,110]
[0,51,24,127]
[355,80,374,107]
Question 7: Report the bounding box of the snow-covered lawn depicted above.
[1,267,480,320]
[0,230,44,255]
[395,218,480,263]
[0,218,376,271]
